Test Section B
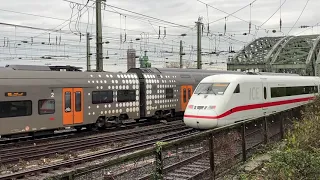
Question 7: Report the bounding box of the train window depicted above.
[75,92,81,112]
[92,91,113,104]
[271,85,318,98]
[0,100,32,118]
[194,83,230,95]
[311,86,318,93]
[165,88,174,99]
[38,99,55,115]
[117,90,136,102]
[65,92,71,112]
[233,84,240,93]
[264,87,267,99]
[188,88,192,100]
[271,87,286,98]
[92,92,99,104]
[183,88,187,103]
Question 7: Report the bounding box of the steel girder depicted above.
[271,35,320,75]
[228,35,320,76]
[314,48,320,76]
[272,35,318,64]
[230,37,284,64]
[306,35,320,76]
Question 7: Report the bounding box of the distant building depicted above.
[127,49,136,71]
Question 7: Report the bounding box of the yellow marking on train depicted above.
[213,83,229,87]
[5,92,26,97]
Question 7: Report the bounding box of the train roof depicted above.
[0,65,300,77]
[0,65,300,79]
[200,74,318,84]
[0,68,138,79]
[127,67,244,74]
[2,64,83,71]
[127,67,299,76]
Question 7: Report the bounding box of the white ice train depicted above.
[183,74,320,129]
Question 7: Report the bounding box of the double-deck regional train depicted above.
[0,65,299,138]
[184,74,319,129]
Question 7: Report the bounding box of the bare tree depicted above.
[165,62,180,68]
[165,61,194,68]
[184,60,193,68]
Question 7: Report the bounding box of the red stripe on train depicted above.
[184,96,315,120]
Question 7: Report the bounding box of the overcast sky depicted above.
[0,0,318,72]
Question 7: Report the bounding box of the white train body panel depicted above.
[184,74,320,129]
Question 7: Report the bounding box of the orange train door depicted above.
[62,88,84,125]
[73,88,84,124]
[180,85,193,111]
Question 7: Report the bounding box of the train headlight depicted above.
[208,106,216,110]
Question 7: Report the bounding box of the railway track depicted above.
[0,120,186,165]
[0,117,180,147]
[138,151,210,180]
[162,153,211,180]
[0,127,199,180]
[34,110,292,180]
[0,130,75,145]
[108,125,275,180]
[136,130,277,180]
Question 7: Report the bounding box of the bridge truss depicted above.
[228,35,320,76]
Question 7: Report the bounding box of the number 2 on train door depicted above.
[62,88,84,125]
[180,85,193,111]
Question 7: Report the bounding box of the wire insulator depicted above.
[224,17,227,35]
[249,3,252,34]
[202,24,204,36]
[123,16,127,43]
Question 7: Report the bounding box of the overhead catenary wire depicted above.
[99,2,193,29]
[30,0,92,40]
[197,0,264,30]
[259,0,287,28]
[0,1,255,68]
[0,7,193,38]
[249,3,252,34]
[252,0,287,39]
[197,0,283,42]
[0,33,228,64]
[295,22,320,36]
[0,21,242,48]
[0,2,252,48]
[286,0,311,35]
[279,0,282,32]
[0,30,241,56]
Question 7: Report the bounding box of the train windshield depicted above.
[194,83,230,95]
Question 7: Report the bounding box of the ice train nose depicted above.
[183,108,218,129]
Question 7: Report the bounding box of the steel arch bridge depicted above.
[227,34,320,76]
